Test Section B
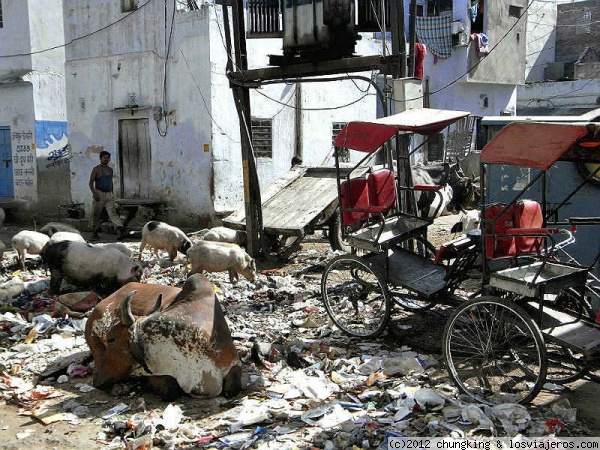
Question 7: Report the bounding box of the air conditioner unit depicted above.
[451,20,464,34]
[453,31,469,47]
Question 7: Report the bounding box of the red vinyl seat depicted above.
[340,178,370,227]
[367,169,396,213]
[485,200,543,259]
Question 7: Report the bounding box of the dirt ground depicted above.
[1,215,600,449]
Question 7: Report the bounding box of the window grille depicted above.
[247,0,282,38]
[357,0,390,32]
[426,0,452,16]
[508,5,521,18]
[251,118,273,158]
[0,1,3,28]
[122,0,138,13]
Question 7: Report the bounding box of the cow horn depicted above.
[120,290,137,327]
[149,293,163,314]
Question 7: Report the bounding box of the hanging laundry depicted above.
[414,43,427,79]
[471,33,490,58]
[416,15,452,59]
[469,3,479,22]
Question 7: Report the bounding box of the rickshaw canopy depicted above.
[333,108,470,153]
[481,122,600,170]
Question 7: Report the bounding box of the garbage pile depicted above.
[0,242,594,449]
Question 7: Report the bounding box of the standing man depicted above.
[89,151,125,240]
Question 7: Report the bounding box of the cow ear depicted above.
[120,290,137,327]
[149,293,162,314]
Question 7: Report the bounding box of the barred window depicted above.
[0,1,3,28]
[332,122,349,162]
[247,0,283,38]
[427,0,452,17]
[251,118,272,158]
[122,0,138,13]
[508,5,522,19]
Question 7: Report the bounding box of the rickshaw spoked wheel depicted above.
[321,254,391,338]
[544,341,587,384]
[443,296,547,405]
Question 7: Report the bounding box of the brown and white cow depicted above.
[85,275,241,400]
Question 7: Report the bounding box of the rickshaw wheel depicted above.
[321,254,391,338]
[545,341,587,384]
[443,296,547,405]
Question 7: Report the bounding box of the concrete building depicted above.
[418,0,528,118]
[0,0,68,221]
[518,0,600,115]
[0,0,537,227]
[64,0,382,229]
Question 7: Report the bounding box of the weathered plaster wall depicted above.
[421,0,520,116]
[210,5,382,214]
[517,79,600,112]
[65,1,213,228]
[0,84,37,204]
[0,0,67,218]
[556,0,600,63]
[28,0,69,215]
[0,0,32,73]
[466,0,527,85]
[525,0,557,82]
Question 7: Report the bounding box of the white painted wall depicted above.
[65,2,213,227]
[210,5,382,213]
[525,0,557,82]
[0,0,32,73]
[0,84,37,203]
[518,79,600,111]
[419,0,521,116]
[0,0,67,216]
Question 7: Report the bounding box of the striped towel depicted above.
[416,15,453,59]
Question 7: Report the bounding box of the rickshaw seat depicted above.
[367,169,397,213]
[485,200,543,259]
[341,178,370,226]
[512,199,543,254]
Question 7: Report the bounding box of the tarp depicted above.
[480,122,598,170]
[334,108,470,153]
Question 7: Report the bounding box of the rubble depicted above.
[0,232,597,449]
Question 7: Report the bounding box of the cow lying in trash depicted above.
[85,274,242,400]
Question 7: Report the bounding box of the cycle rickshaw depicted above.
[320,109,600,404]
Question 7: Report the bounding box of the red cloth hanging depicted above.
[414,43,427,79]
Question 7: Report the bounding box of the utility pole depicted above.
[226,0,262,257]
[390,0,407,79]
[408,0,417,77]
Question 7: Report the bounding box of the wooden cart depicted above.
[222,165,363,258]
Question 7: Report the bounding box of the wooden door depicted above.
[118,119,150,198]
[0,127,13,198]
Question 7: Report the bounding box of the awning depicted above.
[334,108,470,153]
[480,122,600,170]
